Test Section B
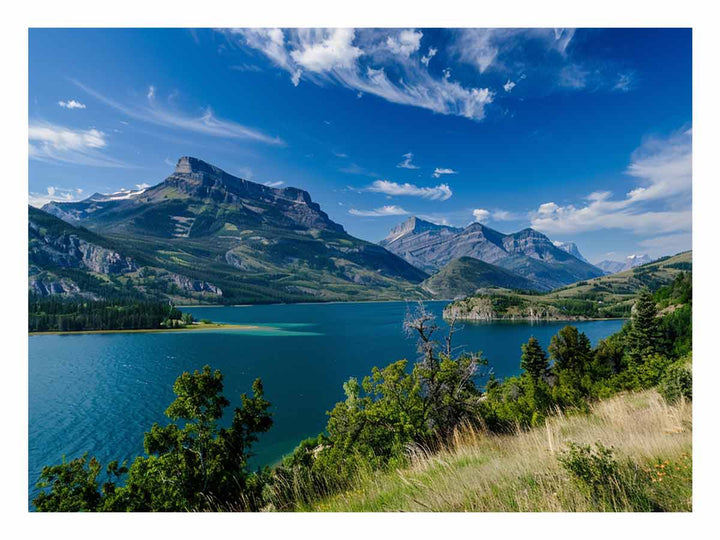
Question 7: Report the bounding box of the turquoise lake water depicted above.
[28,301,625,506]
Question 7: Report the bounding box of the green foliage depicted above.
[34,366,272,512]
[558,442,620,494]
[520,336,549,380]
[659,358,692,403]
[549,326,593,374]
[272,306,485,507]
[28,293,183,332]
[627,290,661,366]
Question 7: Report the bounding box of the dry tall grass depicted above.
[310,390,691,512]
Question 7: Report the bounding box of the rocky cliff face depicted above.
[443,295,571,321]
[553,241,591,264]
[29,219,138,275]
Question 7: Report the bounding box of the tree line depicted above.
[28,294,192,332]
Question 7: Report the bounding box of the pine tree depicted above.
[521,336,549,380]
[628,289,661,366]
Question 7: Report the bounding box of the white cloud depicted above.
[29,186,84,207]
[290,28,363,73]
[386,30,422,58]
[229,28,494,121]
[28,122,128,168]
[472,208,490,223]
[503,80,516,93]
[263,180,285,187]
[452,29,576,73]
[433,167,458,178]
[421,47,437,66]
[396,152,419,170]
[72,79,283,145]
[349,205,409,217]
[366,180,452,201]
[58,100,86,109]
[530,127,692,236]
[147,86,156,100]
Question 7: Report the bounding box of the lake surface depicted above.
[28,301,625,506]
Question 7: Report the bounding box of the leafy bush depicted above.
[659,359,692,403]
[558,442,620,494]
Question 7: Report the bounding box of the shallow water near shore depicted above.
[28,301,625,507]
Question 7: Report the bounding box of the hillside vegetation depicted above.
[307,389,691,511]
[445,251,691,320]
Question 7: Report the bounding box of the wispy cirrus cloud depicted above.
[530,127,692,236]
[28,122,129,168]
[396,152,419,170]
[349,205,409,217]
[225,28,495,121]
[366,179,452,201]
[72,79,284,145]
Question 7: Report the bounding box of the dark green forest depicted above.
[28,294,190,332]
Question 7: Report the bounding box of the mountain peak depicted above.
[384,216,458,244]
[174,156,228,178]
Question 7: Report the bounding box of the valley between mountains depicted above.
[29,156,689,316]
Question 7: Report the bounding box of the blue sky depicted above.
[28,28,691,263]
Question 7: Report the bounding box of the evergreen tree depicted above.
[521,336,549,380]
[548,325,593,374]
[627,290,661,366]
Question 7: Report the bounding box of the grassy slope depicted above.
[307,390,691,512]
[421,256,539,298]
[445,251,692,319]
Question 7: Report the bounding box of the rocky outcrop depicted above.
[443,295,576,321]
[29,220,137,275]
[165,157,345,233]
[29,275,81,296]
[166,273,222,295]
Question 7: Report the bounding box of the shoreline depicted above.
[177,298,448,308]
[28,323,275,337]
[447,316,626,322]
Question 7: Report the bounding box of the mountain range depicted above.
[380,216,603,291]
[33,157,429,303]
[29,156,638,304]
[595,254,655,275]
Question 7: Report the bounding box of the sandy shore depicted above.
[28,322,275,337]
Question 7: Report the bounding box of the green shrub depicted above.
[558,442,620,494]
[659,360,692,403]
